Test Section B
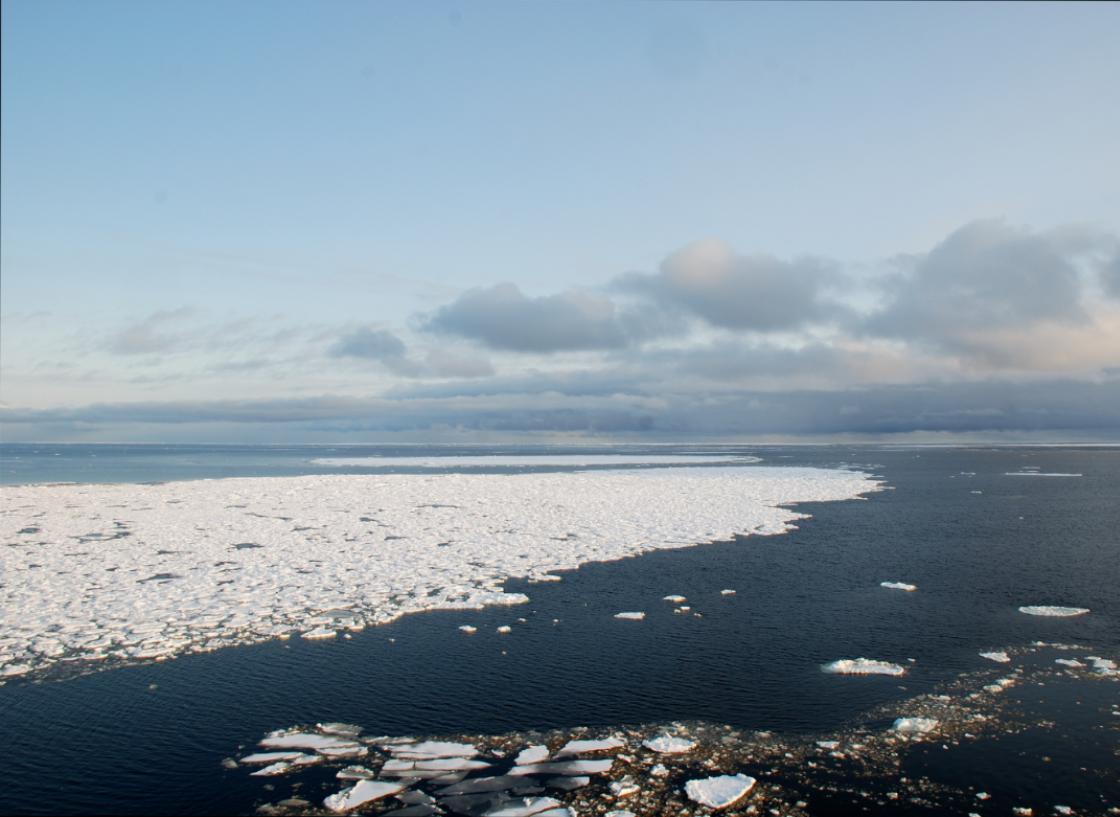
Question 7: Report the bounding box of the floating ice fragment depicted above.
[510,760,613,777]
[1055,658,1085,668]
[613,612,645,621]
[1055,807,1073,816]
[892,717,938,734]
[816,741,839,750]
[662,595,687,603]
[485,796,564,816]
[318,722,363,737]
[650,764,669,778]
[515,745,550,765]
[684,773,757,810]
[880,581,916,592]
[720,589,736,595]
[323,779,408,812]
[642,735,695,754]
[605,811,636,817]
[250,761,293,776]
[979,651,1011,663]
[310,455,755,468]
[1019,606,1090,617]
[458,625,477,634]
[240,751,307,764]
[389,741,479,759]
[555,737,624,757]
[0,664,32,677]
[1089,657,1117,675]
[823,658,907,676]
[301,628,337,640]
[1004,472,1082,477]
[609,777,639,798]
[546,776,590,791]
[260,732,362,752]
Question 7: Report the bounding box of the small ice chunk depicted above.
[515,745,550,765]
[1018,606,1089,617]
[1054,807,1073,816]
[251,761,294,776]
[436,775,526,795]
[606,811,637,817]
[650,764,669,778]
[892,717,938,734]
[684,774,757,810]
[720,588,736,595]
[1089,657,1117,675]
[880,581,916,592]
[613,612,645,621]
[301,628,337,640]
[1055,658,1085,668]
[980,651,1011,663]
[555,737,624,757]
[497,625,512,634]
[823,658,907,676]
[458,625,477,634]
[609,776,639,798]
[815,741,839,750]
[642,735,695,754]
[337,766,375,780]
[662,595,687,603]
[323,779,408,812]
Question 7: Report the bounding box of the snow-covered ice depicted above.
[310,455,759,468]
[1019,606,1090,617]
[662,595,686,603]
[642,735,695,754]
[515,746,550,765]
[823,658,907,676]
[880,581,916,591]
[613,612,645,621]
[892,717,938,734]
[1004,472,1082,477]
[323,779,408,812]
[720,588,736,595]
[979,651,1011,663]
[0,466,878,677]
[555,738,624,757]
[684,774,757,809]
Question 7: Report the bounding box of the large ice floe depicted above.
[822,658,908,676]
[1018,606,1090,617]
[0,465,878,678]
[309,454,762,468]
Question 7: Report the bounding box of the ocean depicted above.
[0,444,1117,815]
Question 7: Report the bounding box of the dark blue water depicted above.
[0,445,1117,814]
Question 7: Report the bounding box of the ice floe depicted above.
[892,717,938,734]
[720,588,736,595]
[1004,471,1082,477]
[555,737,624,756]
[0,466,878,678]
[684,773,757,809]
[323,779,408,812]
[880,581,917,591]
[613,612,645,621]
[641,735,695,754]
[661,595,686,603]
[822,658,907,676]
[309,455,759,468]
[979,651,1011,663]
[1018,606,1090,617]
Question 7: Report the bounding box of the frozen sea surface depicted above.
[0,466,877,678]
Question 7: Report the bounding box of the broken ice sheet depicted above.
[323,779,408,812]
[684,773,757,810]
[822,658,907,676]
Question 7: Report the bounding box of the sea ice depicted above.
[260,732,362,752]
[555,738,624,756]
[514,745,550,765]
[979,651,1011,663]
[1004,472,1082,477]
[642,735,695,754]
[388,741,479,759]
[310,455,757,468]
[720,589,736,595]
[323,779,408,812]
[458,625,477,634]
[880,581,917,591]
[892,717,938,734]
[497,625,512,634]
[684,774,757,809]
[613,612,645,621]
[823,658,907,676]
[240,751,307,764]
[1054,658,1085,668]
[662,595,687,603]
[485,797,565,816]
[0,466,878,677]
[509,760,614,777]
[1018,606,1090,617]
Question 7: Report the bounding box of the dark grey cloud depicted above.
[867,220,1093,347]
[616,238,839,332]
[5,376,1118,441]
[422,283,642,353]
[328,328,407,361]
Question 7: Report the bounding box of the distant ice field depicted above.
[309,454,761,467]
[0,465,877,678]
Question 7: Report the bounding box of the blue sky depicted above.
[2,1,1119,442]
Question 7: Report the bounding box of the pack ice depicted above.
[0,466,878,677]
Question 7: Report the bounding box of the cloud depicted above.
[617,238,839,332]
[107,307,197,354]
[328,327,407,361]
[422,283,638,352]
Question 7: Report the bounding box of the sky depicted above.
[2,0,1119,443]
